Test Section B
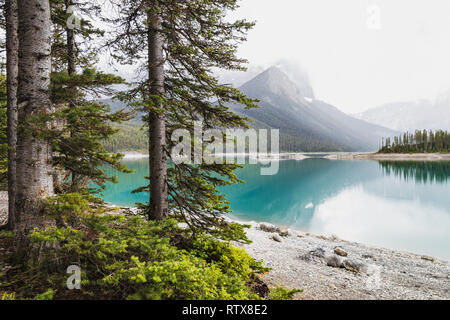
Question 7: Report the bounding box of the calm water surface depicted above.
[99,158,450,260]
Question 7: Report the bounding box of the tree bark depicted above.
[15,0,54,234]
[66,0,76,77]
[5,0,19,230]
[65,0,81,191]
[147,4,168,220]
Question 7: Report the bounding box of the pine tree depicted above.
[423,129,428,152]
[46,0,132,193]
[106,0,258,233]
[380,129,450,153]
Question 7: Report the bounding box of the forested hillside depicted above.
[98,99,148,153]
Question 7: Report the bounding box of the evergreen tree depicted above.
[379,129,450,154]
[106,0,258,233]
[47,0,132,193]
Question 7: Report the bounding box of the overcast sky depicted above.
[224,0,450,113]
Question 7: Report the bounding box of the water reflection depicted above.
[379,161,450,184]
[309,186,450,260]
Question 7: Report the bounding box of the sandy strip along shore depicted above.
[325,153,450,161]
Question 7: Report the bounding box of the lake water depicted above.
[99,158,450,260]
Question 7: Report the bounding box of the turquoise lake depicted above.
[99,158,450,260]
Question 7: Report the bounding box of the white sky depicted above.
[227,0,450,113]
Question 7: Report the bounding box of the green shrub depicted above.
[1,193,299,300]
[268,287,303,300]
[192,235,270,281]
[33,289,55,300]
[0,230,14,239]
[10,194,263,300]
[1,292,16,300]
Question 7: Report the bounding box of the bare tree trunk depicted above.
[66,0,76,78]
[147,4,168,220]
[5,0,19,230]
[64,0,83,191]
[15,0,54,236]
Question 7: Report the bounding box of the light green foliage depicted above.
[11,194,266,300]
[0,230,14,239]
[1,290,55,301]
[1,292,16,300]
[268,287,303,300]
[192,235,269,281]
[44,193,91,218]
[33,289,55,300]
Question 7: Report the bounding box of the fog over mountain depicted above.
[355,93,450,132]
[230,66,397,152]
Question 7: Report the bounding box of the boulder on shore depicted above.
[343,259,367,273]
[270,233,282,243]
[260,223,278,233]
[334,247,348,257]
[326,255,344,268]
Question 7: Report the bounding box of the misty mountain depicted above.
[230,66,397,152]
[99,67,397,152]
[355,96,450,132]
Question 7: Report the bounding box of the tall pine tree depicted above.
[106,0,258,234]
[47,0,131,193]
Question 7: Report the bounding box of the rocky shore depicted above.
[237,221,449,300]
[325,153,450,161]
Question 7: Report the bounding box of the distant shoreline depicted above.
[121,151,450,162]
[121,152,149,159]
[325,153,450,161]
[121,152,311,161]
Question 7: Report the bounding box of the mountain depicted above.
[355,96,450,132]
[230,66,397,152]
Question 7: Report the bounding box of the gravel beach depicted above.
[237,221,450,300]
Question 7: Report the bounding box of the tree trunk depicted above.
[5,0,19,230]
[147,5,168,220]
[65,0,83,191]
[66,0,76,77]
[15,0,54,236]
